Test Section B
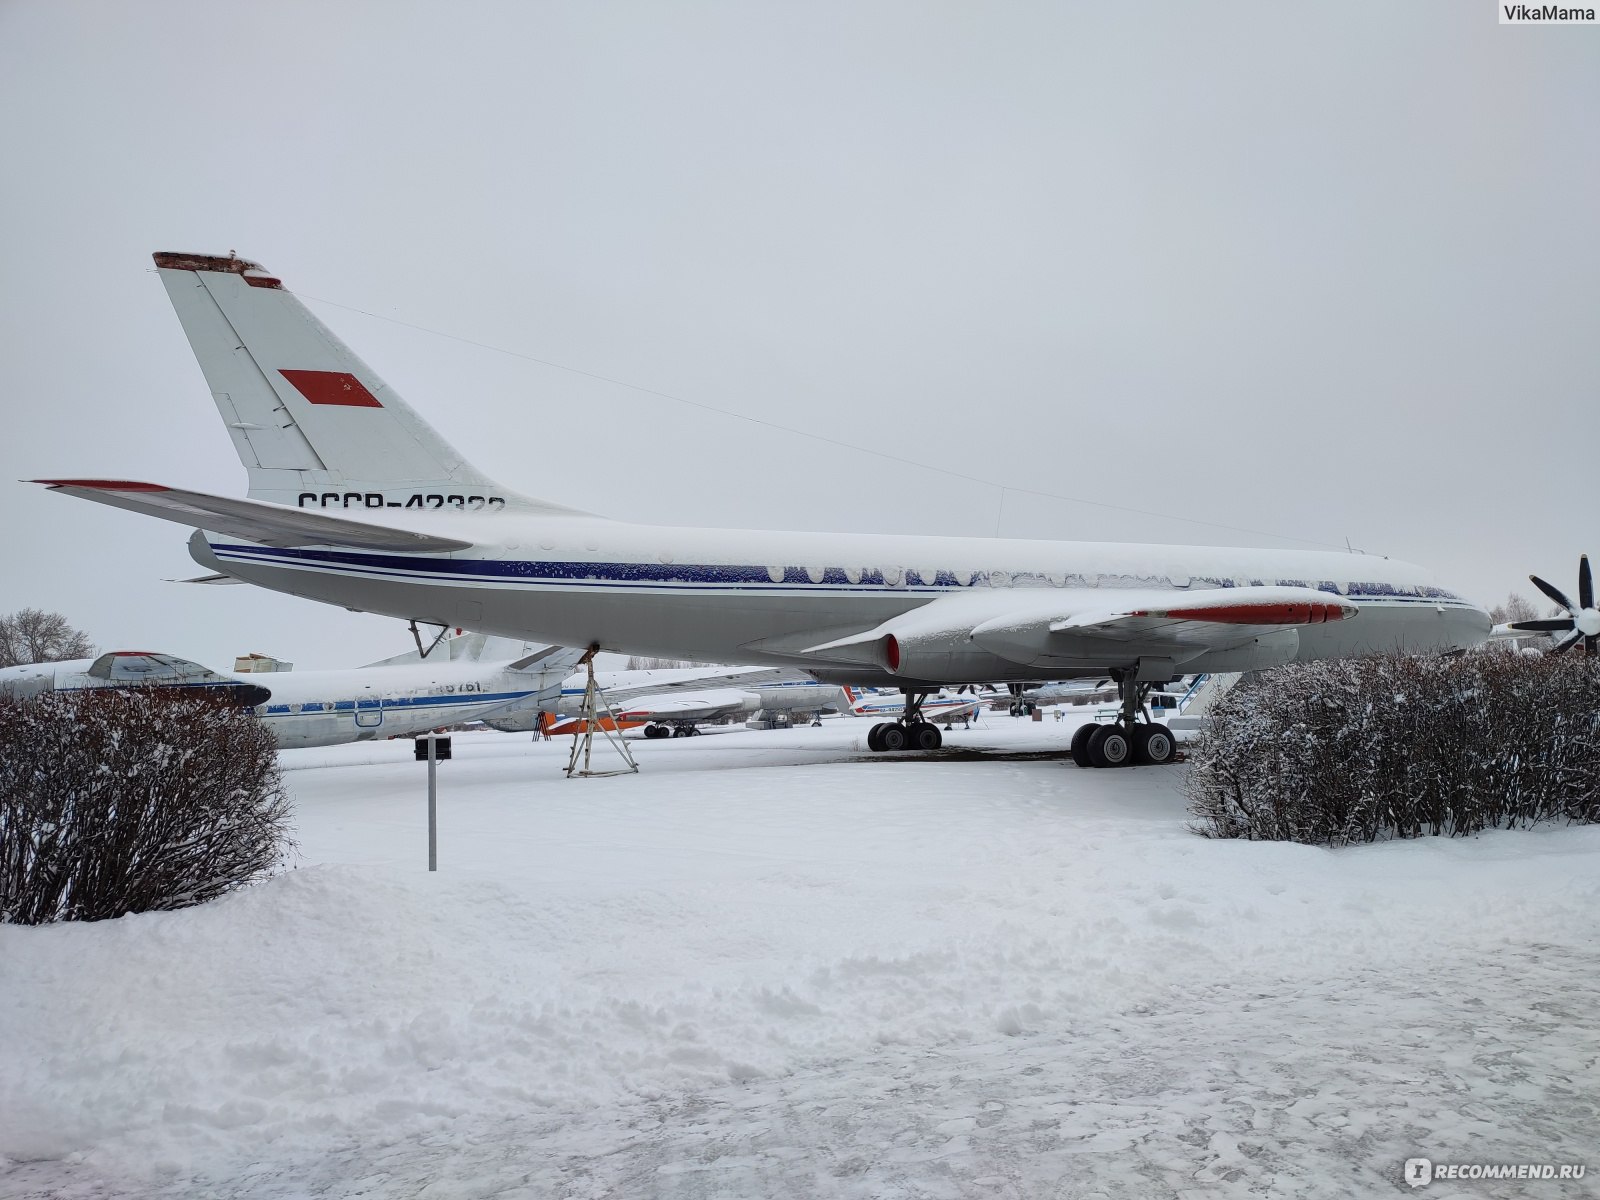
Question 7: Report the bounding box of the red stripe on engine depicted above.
[279,370,383,408]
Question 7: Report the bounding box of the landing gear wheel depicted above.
[1088,725,1132,768]
[1070,723,1096,768]
[909,721,942,751]
[644,724,669,740]
[867,722,889,752]
[879,723,909,752]
[1133,725,1176,765]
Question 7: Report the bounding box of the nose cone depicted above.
[1461,601,1493,646]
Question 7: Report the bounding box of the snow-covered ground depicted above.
[4,715,1598,1199]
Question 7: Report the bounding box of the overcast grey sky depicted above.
[2,1,1595,669]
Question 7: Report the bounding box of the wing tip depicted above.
[33,478,170,492]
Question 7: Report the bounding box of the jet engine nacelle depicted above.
[804,609,1044,683]
[877,631,1018,683]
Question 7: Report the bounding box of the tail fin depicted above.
[365,633,584,673]
[153,252,583,516]
[447,635,584,675]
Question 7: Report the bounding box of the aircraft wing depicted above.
[926,699,982,723]
[781,585,1358,674]
[34,479,472,552]
[600,664,809,704]
[611,688,757,723]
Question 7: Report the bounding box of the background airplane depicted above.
[0,638,583,749]
[840,685,985,727]
[487,666,846,737]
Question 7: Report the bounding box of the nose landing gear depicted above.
[1070,671,1177,768]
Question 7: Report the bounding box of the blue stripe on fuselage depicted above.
[259,690,534,716]
[209,543,1472,606]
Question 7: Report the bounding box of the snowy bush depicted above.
[1185,654,1600,845]
[0,690,292,924]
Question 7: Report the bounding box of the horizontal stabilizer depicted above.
[34,479,473,552]
[508,645,588,674]
[168,572,243,585]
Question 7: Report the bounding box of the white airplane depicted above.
[36,251,1493,768]
[840,685,984,727]
[0,638,584,749]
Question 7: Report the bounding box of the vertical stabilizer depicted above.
[153,252,583,516]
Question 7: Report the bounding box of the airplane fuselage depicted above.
[243,661,551,748]
[190,516,1491,685]
[0,656,553,749]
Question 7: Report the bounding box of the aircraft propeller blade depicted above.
[1548,629,1584,656]
[1509,618,1576,632]
[1580,554,1593,611]
[1530,574,1575,613]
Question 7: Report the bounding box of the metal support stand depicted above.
[408,619,452,660]
[564,645,640,778]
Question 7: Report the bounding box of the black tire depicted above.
[879,723,909,752]
[910,721,942,751]
[1134,724,1176,766]
[867,722,888,752]
[644,724,669,740]
[1070,722,1096,768]
[1088,725,1132,768]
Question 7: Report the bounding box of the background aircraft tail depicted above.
[153,252,584,516]
[365,631,582,670]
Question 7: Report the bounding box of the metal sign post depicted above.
[415,734,452,869]
[427,738,437,871]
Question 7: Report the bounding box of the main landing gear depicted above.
[643,722,701,739]
[1070,670,1178,769]
[1005,683,1036,718]
[866,690,944,753]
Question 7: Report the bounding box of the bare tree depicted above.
[1504,593,1537,624]
[624,655,696,671]
[1487,593,1542,652]
[0,609,94,668]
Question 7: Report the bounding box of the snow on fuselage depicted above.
[191,517,1492,685]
